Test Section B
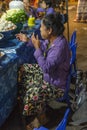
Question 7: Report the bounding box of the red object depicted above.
[34,0,39,8]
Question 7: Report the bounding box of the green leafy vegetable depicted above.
[6,9,28,24]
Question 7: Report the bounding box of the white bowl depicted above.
[0,27,17,39]
[0,33,4,42]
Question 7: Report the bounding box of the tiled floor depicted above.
[0,2,87,130]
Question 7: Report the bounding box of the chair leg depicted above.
[55,108,70,130]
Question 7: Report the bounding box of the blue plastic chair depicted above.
[34,108,70,130]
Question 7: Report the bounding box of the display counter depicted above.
[0,19,41,126]
[0,53,18,126]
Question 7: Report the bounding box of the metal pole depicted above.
[65,0,70,42]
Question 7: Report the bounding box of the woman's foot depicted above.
[73,18,80,22]
[26,113,49,130]
[37,113,49,125]
[26,117,41,130]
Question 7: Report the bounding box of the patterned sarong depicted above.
[18,64,65,116]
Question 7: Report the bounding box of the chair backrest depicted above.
[69,31,77,79]
[69,30,76,48]
[70,43,77,65]
[69,30,77,64]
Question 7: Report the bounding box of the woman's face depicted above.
[41,1,46,9]
[23,0,30,11]
[40,21,52,40]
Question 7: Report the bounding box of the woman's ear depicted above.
[48,28,52,35]
[46,5,49,8]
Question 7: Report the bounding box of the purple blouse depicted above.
[36,7,55,16]
[46,7,55,15]
[26,7,37,18]
[27,35,71,89]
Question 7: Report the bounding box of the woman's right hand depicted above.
[16,33,29,42]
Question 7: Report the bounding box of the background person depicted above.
[23,0,37,18]
[74,0,87,22]
[39,0,55,15]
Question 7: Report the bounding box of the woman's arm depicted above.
[31,34,66,74]
[16,33,29,42]
[16,32,45,49]
[34,43,65,73]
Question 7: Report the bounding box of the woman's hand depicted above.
[31,33,40,49]
[16,33,29,42]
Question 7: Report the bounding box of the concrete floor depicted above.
[66,3,87,71]
[0,2,87,130]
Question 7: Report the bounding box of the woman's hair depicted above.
[42,12,65,36]
[42,0,52,8]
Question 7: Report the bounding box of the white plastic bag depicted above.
[9,0,24,10]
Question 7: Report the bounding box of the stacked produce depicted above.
[0,20,16,32]
[1,9,28,24]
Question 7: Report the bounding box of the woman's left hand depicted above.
[31,33,40,49]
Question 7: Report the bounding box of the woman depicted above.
[23,0,37,17]
[36,0,45,18]
[74,0,87,22]
[39,0,55,15]
[36,0,55,19]
[16,12,71,129]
